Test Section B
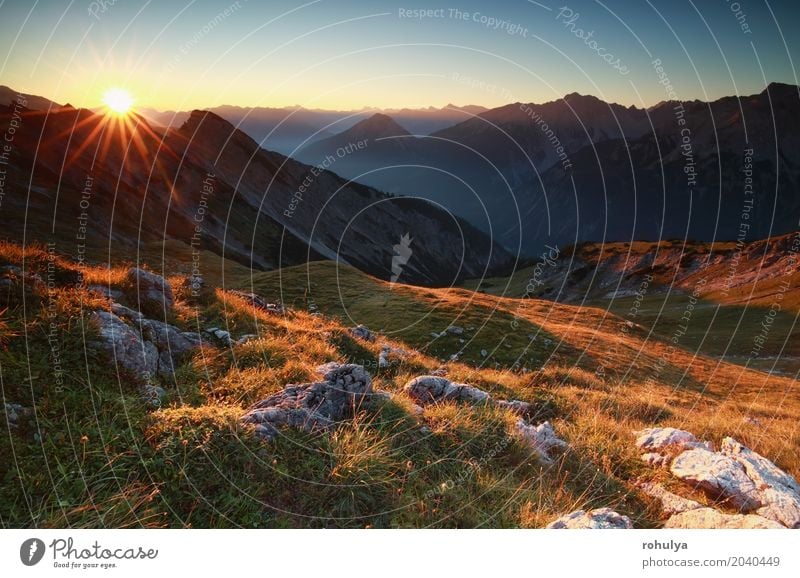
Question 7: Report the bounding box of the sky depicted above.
[1,0,798,111]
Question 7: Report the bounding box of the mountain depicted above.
[0,85,63,111]
[291,84,800,256]
[0,98,514,285]
[139,104,486,157]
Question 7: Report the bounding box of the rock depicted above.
[635,427,710,453]
[547,508,632,529]
[110,302,144,322]
[236,334,259,345]
[348,324,375,342]
[664,508,784,529]
[91,310,201,388]
[90,311,159,381]
[4,402,30,430]
[404,375,490,405]
[515,419,567,464]
[495,399,532,416]
[411,404,424,416]
[431,367,447,376]
[242,363,372,441]
[641,452,670,468]
[639,482,702,515]
[720,437,800,528]
[125,267,174,315]
[670,447,762,511]
[445,325,464,335]
[480,349,488,358]
[378,349,390,369]
[229,290,284,314]
[429,332,440,339]
[205,328,232,345]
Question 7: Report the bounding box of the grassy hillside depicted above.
[1,244,798,528]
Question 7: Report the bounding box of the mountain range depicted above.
[296,83,800,256]
[0,96,512,285]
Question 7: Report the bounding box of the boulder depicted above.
[348,324,375,342]
[720,437,800,528]
[242,363,372,441]
[669,447,762,511]
[664,508,784,529]
[514,419,567,464]
[125,267,174,315]
[404,375,490,405]
[546,508,632,529]
[91,311,159,381]
[90,310,201,386]
[635,427,710,453]
[445,325,464,335]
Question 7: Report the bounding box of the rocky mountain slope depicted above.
[1,240,797,528]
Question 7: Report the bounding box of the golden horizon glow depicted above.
[102,88,134,116]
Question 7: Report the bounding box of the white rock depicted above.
[664,508,784,529]
[639,482,702,515]
[670,448,762,511]
[515,419,567,464]
[547,508,632,529]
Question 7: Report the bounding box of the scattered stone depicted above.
[670,447,762,511]
[236,334,259,345]
[639,482,702,515]
[664,508,784,529]
[495,399,532,416]
[742,416,763,427]
[125,267,174,315]
[228,290,284,314]
[4,403,31,430]
[369,390,393,403]
[349,324,376,342]
[480,349,488,358]
[515,419,567,464]
[430,367,447,376]
[547,508,632,529]
[429,332,440,339]
[446,325,464,335]
[411,404,424,416]
[241,363,372,441]
[419,426,431,435]
[404,375,490,405]
[204,328,232,345]
[635,427,711,454]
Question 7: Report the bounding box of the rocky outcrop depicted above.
[515,420,567,464]
[663,508,784,529]
[4,402,31,431]
[635,428,800,528]
[241,363,372,441]
[90,309,201,397]
[125,267,174,315]
[547,508,633,529]
[404,375,490,405]
[670,448,762,511]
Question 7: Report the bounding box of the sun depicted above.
[102,88,134,116]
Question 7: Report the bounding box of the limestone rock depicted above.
[670,447,762,511]
[228,290,284,314]
[720,437,800,528]
[404,375,490,405]
[348,324,375,342]
[242,363,372,441]
[125,267,174,315]
[664,508,784,529]
[547,507,632,529]
[515,419,567,464]
[635,427,710,453]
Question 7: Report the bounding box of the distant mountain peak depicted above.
[340,112,411,139]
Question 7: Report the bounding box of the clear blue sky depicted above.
[1,0,798,111]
